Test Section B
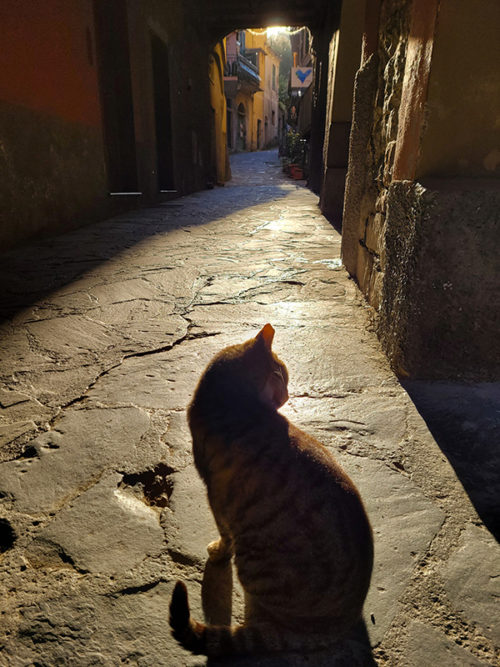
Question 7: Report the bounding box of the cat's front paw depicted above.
[207,538,232,563]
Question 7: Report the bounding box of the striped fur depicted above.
[170,324,374,657]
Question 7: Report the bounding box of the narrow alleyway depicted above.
[0,151,498,666]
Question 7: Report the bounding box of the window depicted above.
[272,64,276,91]
[272,110,275,125]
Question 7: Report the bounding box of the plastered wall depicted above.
[0,0,218,250]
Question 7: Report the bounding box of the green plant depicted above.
[285,130,306,166]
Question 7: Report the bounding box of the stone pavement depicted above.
[0,150,498,666]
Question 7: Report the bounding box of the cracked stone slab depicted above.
[24,362,109,408]
[405,620,485,666]
[0,388,33,409]
[280,327,398,396]
[134,266,200,301]
[441,523,500,644]
[8,580,205,667]
[86,277,164,305]
[282,393,407,455]
[190,301,362,333]
[0,407,151,513]
[0,327,43,371]
[31,473,165,575]
[0,421,37,450]
[86,303,187,351]
[338,456,446,646]
[85,353,191,411]
[0,389,54,443]
[165,465,218,564]
[26,315,120,359]
[85,335,235,411]
[298,275,347,300]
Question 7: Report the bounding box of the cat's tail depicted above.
[169,581,339,657]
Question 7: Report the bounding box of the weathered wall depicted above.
[232,94,254,151]
[417,0,500,179]
[0,101,108,247]
[308,3,341,194]
[209,41,231,185]
[0,0,217,251]
[0,0,108,249]
[262,48,280,148]
[242,31,280,151]
[381,180,500,379]
[320,0,364,225]
[341,0,500,379]
[0,0,101,127]
[343,0,411,309]
[121,0,214,197]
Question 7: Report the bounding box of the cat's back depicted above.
[219,416,372,620]
[234,418,371,533]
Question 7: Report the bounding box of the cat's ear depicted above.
[256,323,275,350]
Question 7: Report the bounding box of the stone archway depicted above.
[203,0,340,185]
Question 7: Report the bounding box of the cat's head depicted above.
[202,324,289,410]
[251,324,289,409]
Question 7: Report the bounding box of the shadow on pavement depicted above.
[202,557,377,666]
[404,380,500,542]
[0,151,291,325]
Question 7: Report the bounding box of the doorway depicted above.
[227,99,233,150]
[237,103,246,151]
[93,0,138,192]
[151,33,175,192]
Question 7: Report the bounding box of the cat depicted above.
[169,323,373,657]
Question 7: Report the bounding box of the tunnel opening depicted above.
[212,22,324,194]
[205,0,361,230]
[223,27,297,157]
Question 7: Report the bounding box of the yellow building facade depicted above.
[224,30,280,152]
[209,40,231,184]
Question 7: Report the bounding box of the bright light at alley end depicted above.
[266,26,289,37]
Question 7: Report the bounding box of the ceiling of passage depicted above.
[203,0,336,37]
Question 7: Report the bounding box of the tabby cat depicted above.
[170,324,373,657]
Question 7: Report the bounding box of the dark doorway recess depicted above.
[237,103,246,151]
[151,33,175,192]
[226,99,233,150]
[93,0,138,193]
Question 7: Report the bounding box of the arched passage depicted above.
[203,0,341,191]
[1,0,497,379]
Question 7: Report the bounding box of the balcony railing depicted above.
[224,52,261,94]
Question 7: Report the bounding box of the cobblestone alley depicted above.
[0,151,498,666]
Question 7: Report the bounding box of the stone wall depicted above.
[0,102,109,249]
[381,180,500,380]
[320,0,364,226]
[341,0,499,379]
[308,3,342,194]
[344,0,411,309]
